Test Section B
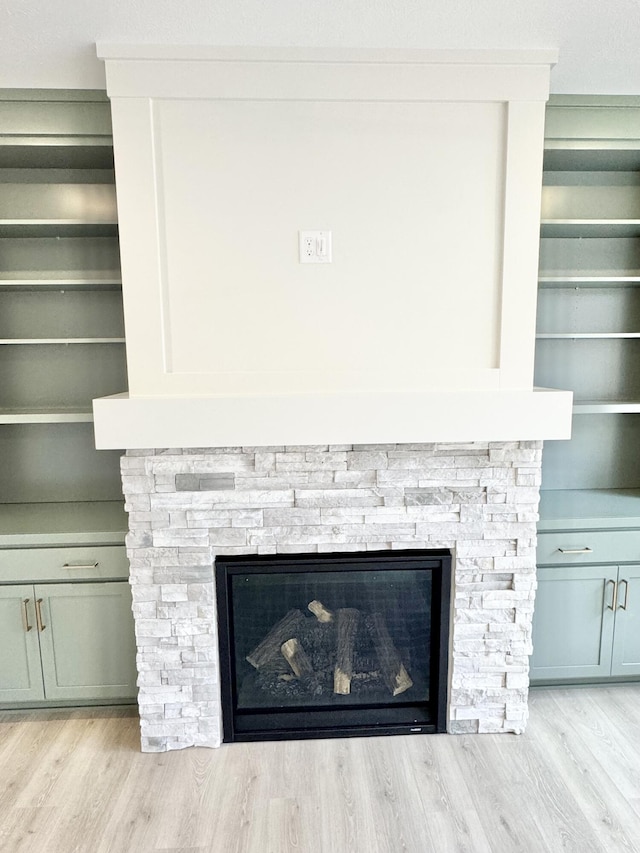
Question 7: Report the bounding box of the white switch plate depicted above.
[299,231,332,264]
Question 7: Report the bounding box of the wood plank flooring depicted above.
[1,685,640,852]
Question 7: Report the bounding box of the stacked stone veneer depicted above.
[121,441,542,752]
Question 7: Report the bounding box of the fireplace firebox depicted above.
[215,549,452,742]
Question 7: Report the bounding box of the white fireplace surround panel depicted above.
[122,441,541,752]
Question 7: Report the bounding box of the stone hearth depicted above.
[121,440,542,752]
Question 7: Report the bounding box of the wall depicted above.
[2,1,640,95]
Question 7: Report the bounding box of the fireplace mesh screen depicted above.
[216,549,451,742]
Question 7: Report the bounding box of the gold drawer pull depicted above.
[22,598,33,632]
[618,579,629,610]
[557,547,593,555]
[35,598,46,632]
[63,562,99,570]
[606,579,617,611]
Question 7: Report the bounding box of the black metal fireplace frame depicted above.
[215,548,452,743]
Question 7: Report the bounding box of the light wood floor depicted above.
[1,686,640,853]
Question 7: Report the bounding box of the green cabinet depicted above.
[530,565,639,681]
[0,544,137,707]
[0,584,45,702]
[531,528,640,683]
[610,565,640,676]
[0,581,137,704]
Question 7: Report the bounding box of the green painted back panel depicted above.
[536,286,640,336]
[540,415,640,491]
[534,339,640,403]
[0,423,123,504]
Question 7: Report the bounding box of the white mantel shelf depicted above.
[93,388,572,449]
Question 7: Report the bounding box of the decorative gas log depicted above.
[308,600,334,623]
[248,601,414,700]
[246,609,305,669]
[281,638,314,677]
[333,608,360,695]
[368,612,414,696]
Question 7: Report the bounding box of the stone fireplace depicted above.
[121,440,541,751]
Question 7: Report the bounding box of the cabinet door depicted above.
[530,566,617,681]
[611,565,640,677]
[0,585,45,702]
[35,582,137,701]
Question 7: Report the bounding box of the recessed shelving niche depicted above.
[0,90,127,546]
[535,97,640,532]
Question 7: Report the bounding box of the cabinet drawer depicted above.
[537,530,640,566]
[0,545,129,583]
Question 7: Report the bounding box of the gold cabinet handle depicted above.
[557,547,593,555]
[618,579,629,610]
[22,598,33,632]
[606,579,618,611]
[62,562,99,570]
[35,598,46,632]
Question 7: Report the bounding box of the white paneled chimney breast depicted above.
[94,46,571,449]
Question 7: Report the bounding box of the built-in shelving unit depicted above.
[0,92,136,709]
[0,90,127,547]
[535,96,640,516]
[531,97,640,685]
